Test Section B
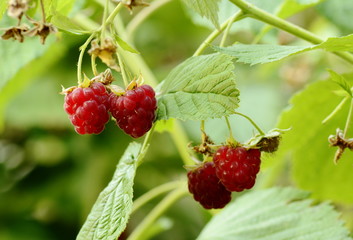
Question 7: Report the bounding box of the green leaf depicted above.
[315,34,353,52]
[0,1,7,20]
[327,69,352,97]
[197,187,352,240]
[277,0,324,19]
[51,12,90,35]
[213,44,311,65]
[157,53,239,121]
[154,119,175,133]
[317,0,353,33]
[114,34,139,54]
[180,0,221,29]
[77,142,143,240]
[271,77,353,203]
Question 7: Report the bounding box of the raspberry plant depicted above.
[2,0,353,239]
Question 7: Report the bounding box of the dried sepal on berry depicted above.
[328,128,353,164]
[1,25,29,42]
[246,128,289,153]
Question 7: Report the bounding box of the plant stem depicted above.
[39,0,46,23]
[225,116,235,142]
[132,180,186,214]
[77,33,96,85]
[104,2,124,27]
[91,54,98,76]
[193,10,245,56]
[228,0,353,65]
[117,50,129,86]
[220,12,240,47]
[234,111,265,135]
[126,0,172,41]
[127,187,188,240]
[322,97,348,124]
[100,0,110,41]
[343,99,353,138]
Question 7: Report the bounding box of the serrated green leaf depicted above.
[114,34,139,54]
[270,77,353,203]
[327,69,352,97]
[315,34,353,52]
[77,142,142,240]
[180,0,221,29]
[157,53,239,121]
[197,187,352,240]
[213,44,311,65]
[51,12,90,35]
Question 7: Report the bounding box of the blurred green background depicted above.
[1,0,353,239]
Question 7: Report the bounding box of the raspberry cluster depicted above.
[187,146,261,209]
[63,80,157,138]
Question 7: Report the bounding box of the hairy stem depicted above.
[127,187,188,240]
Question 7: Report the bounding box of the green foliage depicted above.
[272,78,353,203]
[51,12,90,34]
[157,53,239,121]
[317,0,353,33]
[327,70,352,98]
[180,0,221,29]
[197,187,352,240]
[213,44,310,65]
[114,34,140,54]
[0,1,7,20]
[77,142,142,240]
[317,34,353,51]
[277,0,324,19]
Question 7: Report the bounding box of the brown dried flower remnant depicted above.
[328,128,353,164]
[112,0,149,10]
[88,38,120,71]
[8,0,29,20]
[1,25,29,42]
[24,21,57,44]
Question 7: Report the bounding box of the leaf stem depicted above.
[322,97,348,124]
[91,54,98,76]
[39,0,46,23]
[77,33,96,85]
[126,0,172,41]
[104,2,124,27]
[225,116,236,142]
[127,187,188,240]
[220,12,240,47]
[228,0,353,65]
[234,111,265,135]
[117,50,129,87]
[131,180,186,214]
[100,0,110,41]
[343,99,353,138]
[193,10,245,56]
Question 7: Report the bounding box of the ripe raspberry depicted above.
[64,82,110,134]
[187,162,231,209]
[109,85,157,138]
[213,146,261,192]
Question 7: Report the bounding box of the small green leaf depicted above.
[157,53,239,121]
[213,44,311,65]
[197,187,352,240]
[180,0,221,29]
[77,142,143,240]
[327,69,352,97]
[51,12,91,35]
[114,34,139,54]
[315,34,353,52]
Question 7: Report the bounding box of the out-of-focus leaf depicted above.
[327,69,352,97]
[0,1,7,20]
[198,187,352,240]
[317,0,353,33]
[277,0,324,19]
[180,0,221,29]
[154,119,175,133]
[157,53,239,121]
[77,142,143,240]
[316,34,353,52]
[213,44,311,65]
[114,34,139,54]
[51,12,91,34]
[270,77,353,203]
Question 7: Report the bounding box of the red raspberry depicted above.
[64,82,110,135]
[109,85,157,138]
[187,162,231,209]
[213,146,261,192]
